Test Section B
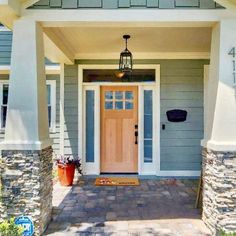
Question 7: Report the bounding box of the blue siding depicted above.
[160,60,204,171]
[86,90,95,162]
[77,59,206,172]
[64,65,78,157]
[0,30,12,65]
[0,29,56,66]
[31,0,223,9]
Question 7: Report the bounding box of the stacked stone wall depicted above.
[202,148,236,235]
[0,146,53,235]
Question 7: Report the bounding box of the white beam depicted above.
[21,9,236,25]
[44,32,74,65]
[22,0,40,9]
[215,0,236,10]
[44,28,74,64]
[0,0,21,14]
[0,0,19,28]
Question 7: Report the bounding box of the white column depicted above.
[202,19,236,151]
[1,19,52,150]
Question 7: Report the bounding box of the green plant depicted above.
[220,230,236,236]
[0,218,24,236]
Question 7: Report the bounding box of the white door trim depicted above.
[78,64,160,175]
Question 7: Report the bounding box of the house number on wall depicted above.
[228,47,236,85]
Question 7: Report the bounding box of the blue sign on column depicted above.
[15,216,34,236]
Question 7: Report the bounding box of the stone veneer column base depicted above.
[202,148,236,235]
[0,146,53,236]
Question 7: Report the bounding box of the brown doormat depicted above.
[95,177,140,186]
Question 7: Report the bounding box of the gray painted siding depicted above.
[76,59,206,172]
[0,31,12,65]
[64,65,78,157]
[0,29,56,66]
[0,74,61,155]
[160,60,204,171]
[31,0,223,9]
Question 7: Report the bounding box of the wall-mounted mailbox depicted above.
[166,109,187,122]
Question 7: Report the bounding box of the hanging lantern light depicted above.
[119,35,133,73]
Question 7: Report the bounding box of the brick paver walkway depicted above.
[44,178,211,236]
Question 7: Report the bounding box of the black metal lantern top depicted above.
[119,35,133,73]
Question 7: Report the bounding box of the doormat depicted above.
[95,177,140,186]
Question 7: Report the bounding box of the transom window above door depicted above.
[83,69,155,82]
[105,91,134,110]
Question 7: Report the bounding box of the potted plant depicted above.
[57,155,82,186]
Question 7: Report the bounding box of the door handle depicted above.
[135,131,138,144]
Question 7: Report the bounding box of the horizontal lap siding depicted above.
[31,0,223,8]
[0,31,12,65]
[0,74,60,155]
[160,60,204,171]
[64,65,78,157]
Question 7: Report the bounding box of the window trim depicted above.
[0,80,57,133]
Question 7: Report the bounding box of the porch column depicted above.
[202,19,236,235]
[0,20,53,235]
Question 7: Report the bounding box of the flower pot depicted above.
[57,163,75,186]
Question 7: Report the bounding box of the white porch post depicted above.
[0,20,53,235]
[202,19,236,235]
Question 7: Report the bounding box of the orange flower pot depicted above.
[58,163,75,186]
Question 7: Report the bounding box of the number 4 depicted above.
[229,47,236,57]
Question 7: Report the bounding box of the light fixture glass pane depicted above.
[115,101,123,110]
[105,101,113,110]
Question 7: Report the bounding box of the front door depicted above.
[101,86,138,173]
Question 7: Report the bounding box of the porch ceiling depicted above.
[44,26,212,60]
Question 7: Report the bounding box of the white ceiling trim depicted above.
[75,52,210,60]
[0,65,60,74]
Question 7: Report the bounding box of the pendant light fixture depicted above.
[119,35,133,73]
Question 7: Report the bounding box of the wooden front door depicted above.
[101,86,138,173]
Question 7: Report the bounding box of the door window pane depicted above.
[105,91,113,99]
[125,91,133,100]
[125,101,133,110]
[86,90,95,163]
[115,91,123,100]
[115,101,123,110]
[144,90,153,163]
[105,101,113,110]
